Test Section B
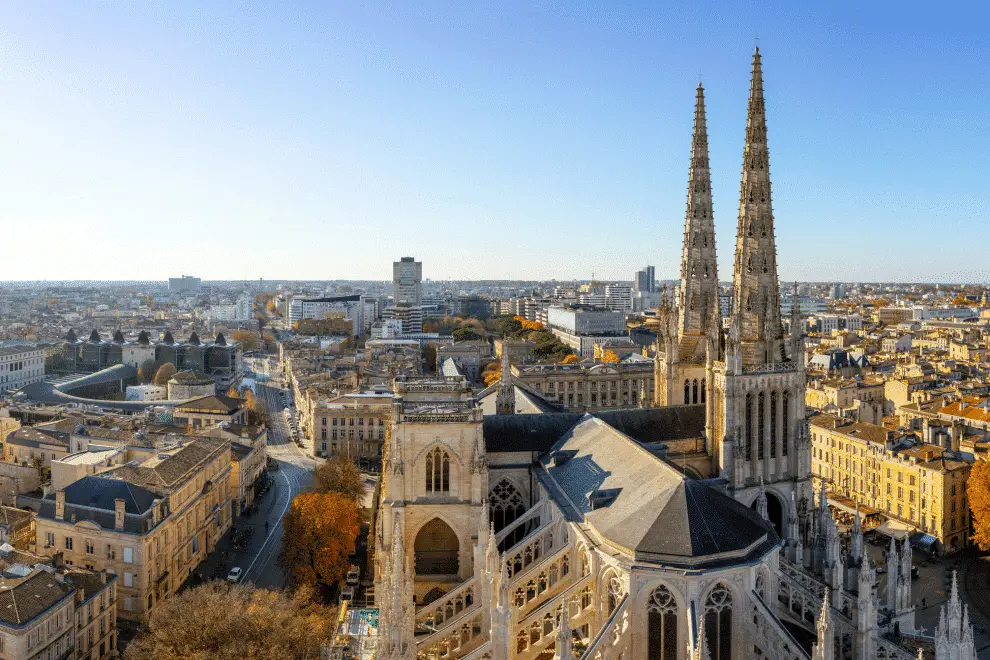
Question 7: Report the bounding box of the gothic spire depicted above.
[813,590,834,660]
[731,48,783,367]
[677,83,719,359]
[495,343,515,415]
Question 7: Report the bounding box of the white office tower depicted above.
[392,257,423,332]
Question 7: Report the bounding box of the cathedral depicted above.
[373,50,977,660]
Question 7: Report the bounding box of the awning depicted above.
[873,519,914,540]
[910,532,938,548]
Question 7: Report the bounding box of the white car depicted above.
[226,567,243,583]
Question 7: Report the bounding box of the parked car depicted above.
[227,567,243,583]
[346,565,360,585]
[340,586,355,602]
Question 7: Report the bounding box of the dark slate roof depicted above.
[162,331,175,344]
[188,332,200,345]
[539,415,777,567]
[7,427,69,449]
[137,330,150,345]
[214,332,226,346]
[482,405,705,453]
[88,329,100,342]
[65,329,77,342]
[112,330,125,344]
[56,476,159,514]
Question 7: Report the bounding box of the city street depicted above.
[192,353,317,591]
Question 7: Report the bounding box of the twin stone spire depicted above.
[676,48,785,368]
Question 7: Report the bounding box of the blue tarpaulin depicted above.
[910,532,937,548]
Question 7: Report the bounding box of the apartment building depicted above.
[311,393,392,463]
[510,360,654,412]
[810,414,971,553]
[0,346,45,394]
[21,436,232,624]
[0,546,117,660]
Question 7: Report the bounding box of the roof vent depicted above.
[589,488,621,510]
[552,450,577,467]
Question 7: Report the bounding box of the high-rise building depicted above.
[391,257,423,332]
[633,265,655,293]
[168,275,201,294]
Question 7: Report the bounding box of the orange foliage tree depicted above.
[601,350,620,364]
[561,354,579,364]
[280,492,359,588]
[968,460,990,550]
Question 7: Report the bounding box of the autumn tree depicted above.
[601,350,620,364]
[968,460,990,550]
[123,582,333,660]
[280,492,359,588]
[231,329,258,351]
[138,359,158,384]
[152,362,177,386]
[561,354,579,364]
[313,456,365,502]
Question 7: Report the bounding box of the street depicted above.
[193,353,317,590]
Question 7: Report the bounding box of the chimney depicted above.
[55,490,65,521]
[114,498,126,530]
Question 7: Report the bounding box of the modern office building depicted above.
[167,275,201,294]
[634,265,656,293]
[0,345,45,394]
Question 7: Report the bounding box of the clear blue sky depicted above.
[0,1,987,283]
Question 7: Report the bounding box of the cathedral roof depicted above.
[482,405,705,453]
[539,415,778,567]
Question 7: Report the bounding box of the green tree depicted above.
[123,582,333,660]
[138,359,158,384]
[422,342,438,374]
[452,327,483,342]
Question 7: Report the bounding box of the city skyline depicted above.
[0,2,989,282]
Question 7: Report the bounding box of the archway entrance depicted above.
[751,491,785,538]
[415,519,460,576]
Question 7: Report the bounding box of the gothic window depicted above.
[758,392,765,460]
[746,294,752,312]
[647,585,678,660]
[704,264,709,278]
[770,391,777,459]
[425,447,450,494]
[701,379,706,404]
[489,480,526,533]
[755,573,766,600]
[704,584,733,660]
[762,256,768,273]
[684,380,691,405]
[745,394,753,461]
[692,379,699,404]
[691,265,697,278]
[692,232,698,246]
[746,255,753,273]
[606,576,624,616]
[780,390,790,456]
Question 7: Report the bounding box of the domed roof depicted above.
[89,329,100,343]
[162,331,174,345]
[136,330,150,345]
[214,332,226,346]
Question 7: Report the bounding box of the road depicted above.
[195,354,317,590]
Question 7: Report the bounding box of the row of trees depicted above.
[137,360,178,385]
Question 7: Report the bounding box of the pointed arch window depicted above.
[606,576,624,616]
[704,585,733,660]
[692,379,699,405]
[780,390,790,456]
[757,392,765,460]
[647,585,678,660]
[770,391,777,459]
[684,380,691,405]
[701,379,706,404]
[489,479,525,533]
[745,394,753,461]
[425,447,450,494]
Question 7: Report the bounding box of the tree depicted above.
[280,492,359,588]
[452,327,483,342]
[262,331,276,345]
[601,350,620,364]
[231,329,259,351]
[313,457,365,502]
[153,362,177,386]
[561,354,579,364]
[422,343,438,374]
[138,359,158,384]
[123,582,333,660]
[484,369,501,387]
[968,460,990,550]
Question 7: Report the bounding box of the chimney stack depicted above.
[114,498,126,530]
